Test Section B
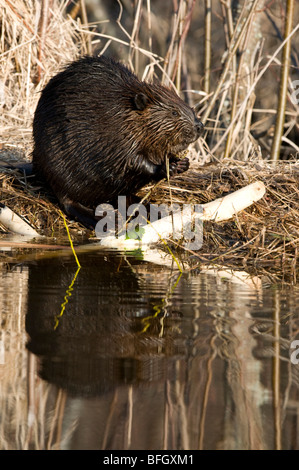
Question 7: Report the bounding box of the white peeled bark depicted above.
[141,247,262,288]
[100,181,266,248]
[200,180,265,221]
[0,204,40,237]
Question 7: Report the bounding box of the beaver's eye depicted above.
[172,110,179,117]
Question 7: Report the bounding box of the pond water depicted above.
[0,248,299,450]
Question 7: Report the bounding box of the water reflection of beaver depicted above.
[32,55,204,228]
[25,254,192,396]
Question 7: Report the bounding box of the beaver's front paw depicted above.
[174,157,189,174]
[168,157,189,176]
[158,157,190,179]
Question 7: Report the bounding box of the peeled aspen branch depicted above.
[0,204,40,237]
[200,181,265,221]
[100,181,266,248]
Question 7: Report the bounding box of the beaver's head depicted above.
[126,81,204,161]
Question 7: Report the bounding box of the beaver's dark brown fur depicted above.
[32,55,204,228]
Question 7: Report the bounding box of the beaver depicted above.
[32,55,204,228]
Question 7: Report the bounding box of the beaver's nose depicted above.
[195,119,204,136]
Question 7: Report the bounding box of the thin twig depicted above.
[270,0,295,162]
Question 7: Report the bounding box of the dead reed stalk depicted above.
[1,0,298,162]
[0,0,90,150]
[270,0,295,162]
[0,0,299,279]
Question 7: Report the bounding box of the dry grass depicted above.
[141,159,299,282]
[1,0,298,160]
[0,169,85,238]
[0,0,89,151]
[0,0,299,281]
[1,158,299,283]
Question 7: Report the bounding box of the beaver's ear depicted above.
[133,93,149,111]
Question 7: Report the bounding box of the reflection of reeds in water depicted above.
[1,0,299,449]
[0,265,29,449]
[2,265,299,449]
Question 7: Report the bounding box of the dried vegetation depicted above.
[0,0,299,281]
